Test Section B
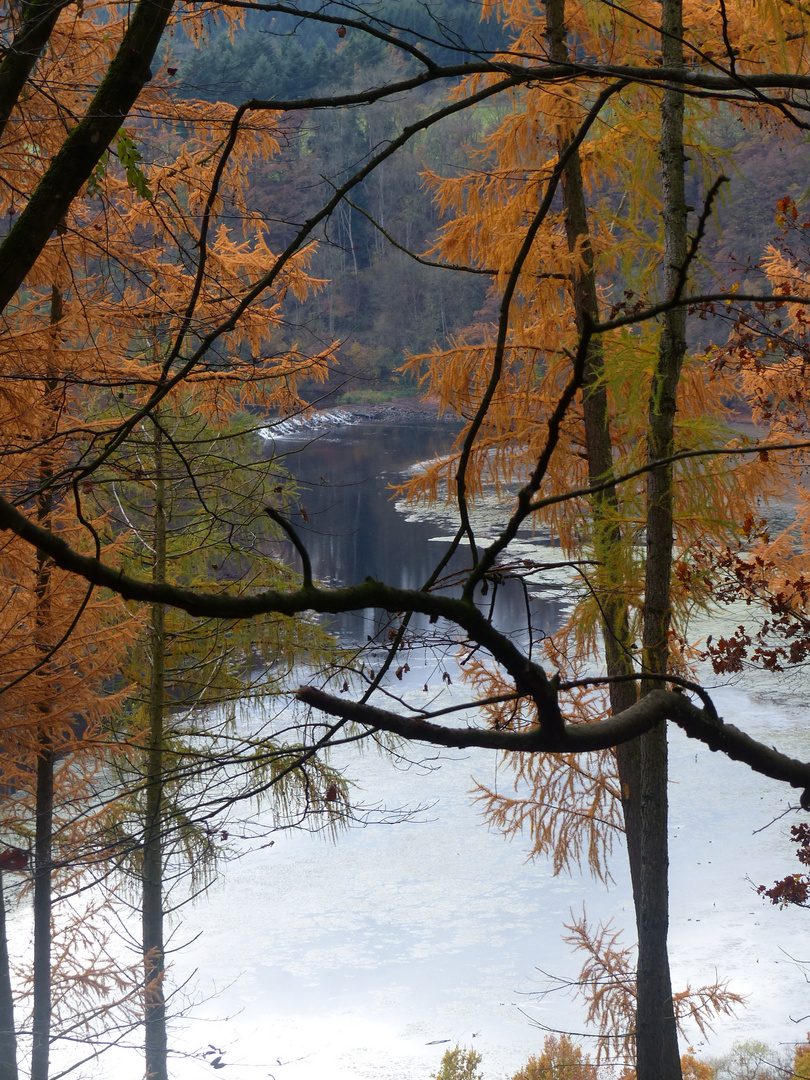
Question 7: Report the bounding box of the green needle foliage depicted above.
[431,1045,485,1080]
[87,394,347,1078]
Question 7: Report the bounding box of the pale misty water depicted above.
[28,420,810,1079]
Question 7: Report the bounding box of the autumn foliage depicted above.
[758,823,810,908]
[0,0,339,1071]
[7,0,810,1076]
[512,1035,599,1080]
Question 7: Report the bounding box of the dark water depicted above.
[263,420,566,643]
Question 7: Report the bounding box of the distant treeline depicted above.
[166,10,810,399]
[177,0,507,104]
[169,3,503,399]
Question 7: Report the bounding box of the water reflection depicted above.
[160,421,810,1080]
[265,421,567,643]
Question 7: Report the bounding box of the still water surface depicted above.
[266,420,566,640]
[158,421,810,1077]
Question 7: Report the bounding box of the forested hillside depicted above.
[171,2,504,399]
[171,7,810,399]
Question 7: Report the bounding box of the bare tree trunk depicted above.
[634,0,689,1076]
[544,2,638,708]
[31,282,62,1080]
[344,202,358,278]
[545,4,681,1076]
[143,416,168,1080]
[31,736,53,1080]
[32,453,55,1080]
[0,873,18,1080]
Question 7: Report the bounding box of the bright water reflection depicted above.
[165,421,810,1080]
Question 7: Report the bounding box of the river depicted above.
[67,419,810,1078]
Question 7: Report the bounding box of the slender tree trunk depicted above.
[343,202,358,278]
[143,417,168,1080]
[544,4,681,1077]
[634,1,689,1077]
[544,1,638,711]
[31,282,62,1080]
[0,873,18,1080]
[31,736,54,1080]
[32,446,55,1080]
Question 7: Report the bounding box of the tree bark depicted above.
[0,0,176,313]
[634,0,689,1076]
[142,417,168,1080]
[543,0,638,713]
[31,737,54,1080]
[0,873,18,1080]
[545,3,680,1076]
[31,284,62,1080]
[0,0,71,142]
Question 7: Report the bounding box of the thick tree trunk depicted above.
[0,0,176,312]
[0,0,70,141]
[0,873,18,1080]
[544,4,681,1077]
[143,418,168,1080]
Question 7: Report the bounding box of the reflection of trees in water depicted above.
[269,423,569,643]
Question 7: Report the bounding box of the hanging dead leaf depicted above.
[0,848,28,872]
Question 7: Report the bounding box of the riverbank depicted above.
[334,396,455,424]
[265,396,457,437]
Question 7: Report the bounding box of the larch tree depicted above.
[400,1,810,1073]
[0,130,143,1073]
[0,0,337,1074]
[401,0,771,1073]
[98,394,345,1080]
[5,1,810,1079]
[0,461,141,1077]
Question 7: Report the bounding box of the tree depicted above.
[512,1035,599,1080]
[0,253,142,1074]
[680,1053,718,1080]
[100,395,343,1080]
[793,1040,810,1080]
[563,913,741,1069]
[5,2,810,1078]
[431,1044,484,1080]
[0,0,337,1073]
[709,1040,788,1080]
[403,1,788,1074]
[0,514,140,1077]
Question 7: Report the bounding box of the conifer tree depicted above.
[401,2,810,1075]
[93,397,343,1079]
[5,2,810,1077]
[0,1,336,1073]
